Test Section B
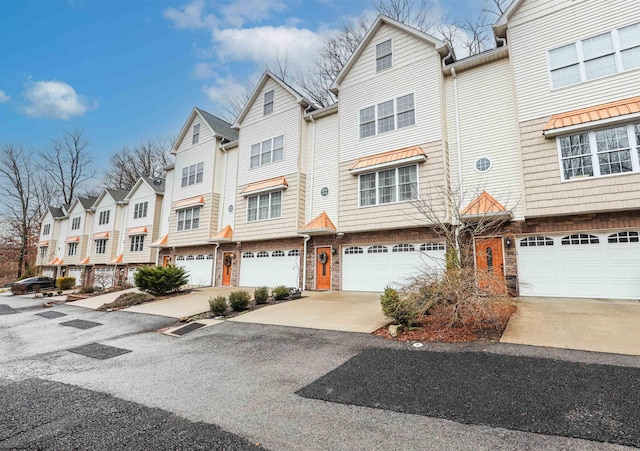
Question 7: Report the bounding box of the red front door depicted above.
[221,252,232,286]
[315,247,332,290]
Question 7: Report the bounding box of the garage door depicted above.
[517,232,640,299]
[42,269,54,278]
[342,242,446,292]
[94,267,114,288]
[176,254,213,287]
[68,268,83,286]
[239,250,300,288]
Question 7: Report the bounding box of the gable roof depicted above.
[493,0,523,38]
[124,176,165,201]
[461,191,509,217]
[48,206,66,219]
[330,15,449,94]
[298,212,337,236]
[79,196,98,210]
[93,187,129,208]
[233,70,314,127]
[172,107,237,153]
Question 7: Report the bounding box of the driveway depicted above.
[501,296,640,356]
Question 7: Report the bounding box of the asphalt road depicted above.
[1,291,640,450]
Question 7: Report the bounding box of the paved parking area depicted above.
[501,297,640,356]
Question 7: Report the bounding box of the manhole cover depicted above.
[0,304,18,315]
[170,322,205,336]
[67,343,131,360]
[59,319,102,330]
[36,311,67,319]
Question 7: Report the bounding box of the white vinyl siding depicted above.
[306,112,339,223]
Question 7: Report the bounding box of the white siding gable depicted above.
[306,112,339,224]
[175,114,214,154]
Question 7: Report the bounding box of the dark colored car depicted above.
[11,277,56,294]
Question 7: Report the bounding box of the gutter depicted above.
[212,243,220,286]
[301,234,311,291]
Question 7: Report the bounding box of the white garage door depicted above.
[517,232,640,299]
[94,267,114,288]
[342,242,446,292]
[68,268,83,286]
[42,268,54,278]
[176,254,213,287]
[239,250,300,288]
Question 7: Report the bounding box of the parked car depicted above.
[11,277,56,294]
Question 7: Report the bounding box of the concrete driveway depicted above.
[501,296,640,356]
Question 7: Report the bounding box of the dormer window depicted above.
[263,90,274,116]
[192,123,200,144]
[376,39,392,72]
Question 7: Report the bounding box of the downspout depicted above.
[451,65,463,265]
[301,234,311,291]
[218,139,227,231]
[308,113,316,220]
[212,243,220,286]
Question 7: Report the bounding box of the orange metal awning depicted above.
[543,96,640,134]
[173,195,205,209]
[65,236,80,243]
[93,232,109,239]
[210,225,233,242]
[80,257,90,265]
[242,176,288,196]
[461,191,508,216]
[151,233,168,247]
[126,226,148,235]
[349,145,427,173]
[110,253,123,264]
[37,241,49,247]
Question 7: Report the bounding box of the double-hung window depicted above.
[134,201,148,219]
[263,90,274,115]
[192,123,200,144]
[359,165,418,207]
[177,207,200,231]
[130,235,145,252]
[548,21,640,89]
[181,162,204,187]
[247,191,282,221]
[68,242,78,256]
[359,94,415,138]
[71,217,81,230]
[39,247,48,259]
[98,210,110,225]
[95,239,107,254]
[250,136,284,168]
[376,39,392,72]
[43,224,51,235]
[558,123,640,181]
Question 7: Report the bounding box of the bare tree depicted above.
[0,145,41,278]
[40,130,96,205]
[102,137,174,190]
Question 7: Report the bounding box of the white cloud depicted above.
[22,80,94,120]
[164,0,287,30]
[193,62,216,79]
[163,0,215,29]
[221,0,286,27]
[0,90,10,103]
[212,26,330,73]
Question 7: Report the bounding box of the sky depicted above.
[0,0,490,186]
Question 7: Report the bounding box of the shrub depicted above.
[272,285,289,300]
[134,265,189,297]
[209,296,228,316]
[97,292,155,311]
[380,287,422,327]
[254,286,269,304]
[228,290,250,311]
[79,286,95,294]
[56,277,76,290]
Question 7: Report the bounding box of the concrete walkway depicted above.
[501,296,640,356]
[229,290,388,333]
[123,286,240,318]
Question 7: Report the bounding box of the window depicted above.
[558,124,640,181]
[250,135,284,168]
[98,210,110,225]
[320,187,329,197]
[195,254,205,260]
[39,247,48,259]
[548,21,640,89]
[561,234,599,245]
[43,224,51,235]
[421,242,445,251]
[288,250,300,257]
[71,217,81,230]
[68,242,78,256]
[130,235,144,252]
[367,245,388,253]
[392,244,415,252]
[247,191,282,222]
[359,165,418,206]
[243,252,254,258]
[272,250,285,257]
[256,251,269,258]
[134,201,148,219]
[263,90,274,115]
[186,255,195,260]
[608,231,640,243]
[344,246,363,254]
[176,256,185,261]
[177,207,200,231]
[475,157,492,172]
[95,239,107,254]
[181,162,204,187]
[520,236,554,247]
[359,94,415,138]
[376,39,392,72]
[192,123,200,145]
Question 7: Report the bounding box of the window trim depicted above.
[181,162,204,187]
[246,190,283,222]
[556,123,640,182]
[71,217,81,230]
[249,135,284,169]
[67,242,78,256]
[130,235,145,252]
[192,123,200,145]
[358,164,419,208]
[98,210,110,225]
[375,38,393,72]
[42,224,51,235]
[547,21,640,90]
[359,93,415,139]
[263,90,274,116]
[95,239,107,254]
[133,201,148,219]
[176,206,201,231]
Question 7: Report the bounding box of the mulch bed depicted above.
[186,295,299,321]
[373,302,516,343]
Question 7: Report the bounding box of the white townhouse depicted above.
[36,205,68,279]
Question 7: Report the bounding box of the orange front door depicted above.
[315,247,332,290]
[475,237,505,293]
[162,256,170,267]
[221,252,232,286]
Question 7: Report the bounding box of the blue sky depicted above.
[0,0,488,184]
